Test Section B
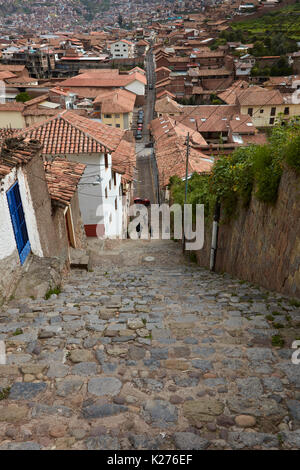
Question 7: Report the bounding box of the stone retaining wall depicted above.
[195,167,300,298]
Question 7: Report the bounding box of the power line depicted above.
[3,59,283,196]
[77,191,124,198]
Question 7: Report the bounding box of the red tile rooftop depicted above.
[0,137,42,180]
[44,158,86,207]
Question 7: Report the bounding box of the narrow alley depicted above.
[135,49,158,204]
[0,239,299,450]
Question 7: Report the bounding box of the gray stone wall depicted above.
[195,167,300,298]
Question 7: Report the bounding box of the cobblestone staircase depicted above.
[0,239,299,450]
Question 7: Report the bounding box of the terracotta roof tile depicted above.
[150,115,211,187]
[94,89,136,113]
[155,96,183,114]
[237,87,284,106]
[22,108,60,117]
[0,65,26,73]
[60,70,147,88]
[0,103,25,112]
[156,89,176,99]
[218,82,284,106]
[24,93,50,107]
[0,71,16,80]
[15,111,135,180]
[44,158,86,207]
[0,137,41,180]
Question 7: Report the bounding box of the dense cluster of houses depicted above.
[147,10,300,200]
[0,0,299,302]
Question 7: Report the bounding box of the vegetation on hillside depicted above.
[250,56,293,77]
[169,119,300,221]
[220,3,300,56]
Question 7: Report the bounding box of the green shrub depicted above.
[285,134,300,173]
[0,387,10,400]
[271,334,285,347]
[45,286,61,300]
[15,92,31,103]
[169,121,299,221]
[252,145,282,203]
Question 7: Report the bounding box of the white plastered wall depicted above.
[0,166,43,262]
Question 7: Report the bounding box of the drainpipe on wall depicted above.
[210,200,220,271]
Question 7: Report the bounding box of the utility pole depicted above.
[184,132,190,205]
[182,132,190,252]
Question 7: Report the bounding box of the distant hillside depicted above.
[231,2,300,42]
[0,0,111,23]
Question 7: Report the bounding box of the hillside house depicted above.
[16,111,135,238]
[93,89,136,130]
[110,40,135,59]
[218,83,300,127]
[0,137,86,302]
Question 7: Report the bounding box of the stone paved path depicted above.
[0,239,300,450]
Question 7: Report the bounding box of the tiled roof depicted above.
[94,89,136,113]
[218,80,249,104]
[155,78,171,89]
[0,103,25,112]
[55,87,110,99]
[155,66,171,73]
[0,71,16,80]
[50,87,73,97]
[113,137,136,182]
[150,115,211,187]
[22,108,60,117]
[240,133,268,145]
[0,137,41,180]
[191,68,232,77]
[60,70,147,88]
[44,158,86,207]
[180,105,255,133]
[0,65,26,73]
[17,110,117,154]
[191,50,225,58]
[113,39,134,46]
[263,76,296,86]
[0,128,16,147]
[218,82,284,106]
[6,76,37,85]
[136,39,149,46]
[156,89,176,99]
[237,87,284,106]
[128,66,146,76]
[155,96,183,114]
[78,69,120,76]
[24,93,50,107]
[16,111,135,180]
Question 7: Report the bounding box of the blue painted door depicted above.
[7,181,31,265]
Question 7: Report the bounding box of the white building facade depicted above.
[65,151,128,239]
[110,40,135,59]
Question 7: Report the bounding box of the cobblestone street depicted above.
[0,239,300,450]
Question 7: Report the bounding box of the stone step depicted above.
[69,248,91,271]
